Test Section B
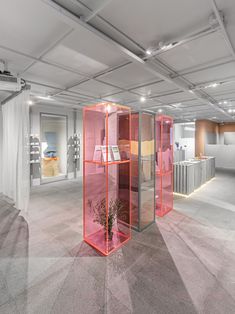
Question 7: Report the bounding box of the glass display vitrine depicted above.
[155,115,173,217]
[131,112,155,231]
[83,103,131,255]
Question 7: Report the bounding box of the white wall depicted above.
[205,144,235,169]
[0,107,3,193]
[174,123,195,160]
[224,132,235,145]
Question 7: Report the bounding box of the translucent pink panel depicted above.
[155,119,162,173]
[83,109,105,162]
[83,163,107,252]
[155,115,173,217]
[83,103,131,255]
[106,163,131,254]
[107,104,131,162]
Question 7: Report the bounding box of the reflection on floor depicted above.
[0,169,234,313]
[41,173,67,184]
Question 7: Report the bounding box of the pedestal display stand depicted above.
[131,111,155,231]
[83,103,131,255]
[155,115,173,217]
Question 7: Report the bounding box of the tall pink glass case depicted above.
[155,115,173,217]
[83,103,131,255]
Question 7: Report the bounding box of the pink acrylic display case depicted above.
[83,103,131,256]
[155,115,173,217]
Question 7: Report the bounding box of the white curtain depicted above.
[2,90,30,211]
[0,107,3,194]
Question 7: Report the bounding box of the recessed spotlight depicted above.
[146,49,152,55]
[28,100,33,105]
[206,83,219,88]
[223,101,228,104]
[140,96,146,102]
[158,108,163,113]
[228,109,232,113]
[219,101,222,105]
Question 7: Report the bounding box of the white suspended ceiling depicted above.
[0,0,235,122]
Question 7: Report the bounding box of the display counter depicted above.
[174,156,215,195]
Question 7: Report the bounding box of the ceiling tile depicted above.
[158,32,230,72]
[0,48,32,75]
[43,44,109,76]
[103,91,140,103]
[184,62,235,85]
[99,63,158,88]
[69,80,121,97]
[45,28,127,75]
[23,63,83,88]
[98,0,211,48]
[131,80,179,96]
[0,0,70,56]
[206,81,235,96]
[157,91,196,104]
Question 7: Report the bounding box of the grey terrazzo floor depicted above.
[0,169,234,313]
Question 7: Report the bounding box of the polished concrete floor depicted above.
[0,169,234,314]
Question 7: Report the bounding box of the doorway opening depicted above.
[40,113,67,184]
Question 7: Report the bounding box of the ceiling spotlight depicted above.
[228,109,232,113]
[146,49,152,55]
[140,96,146,102]
[172,103,182,107]
[28,100,33,105]
[158,41,178,51]
[223,101,228,104]
[36,95,54,101]
[158,108,163,113]
[219,101,222,105]
[106,104,111,113]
